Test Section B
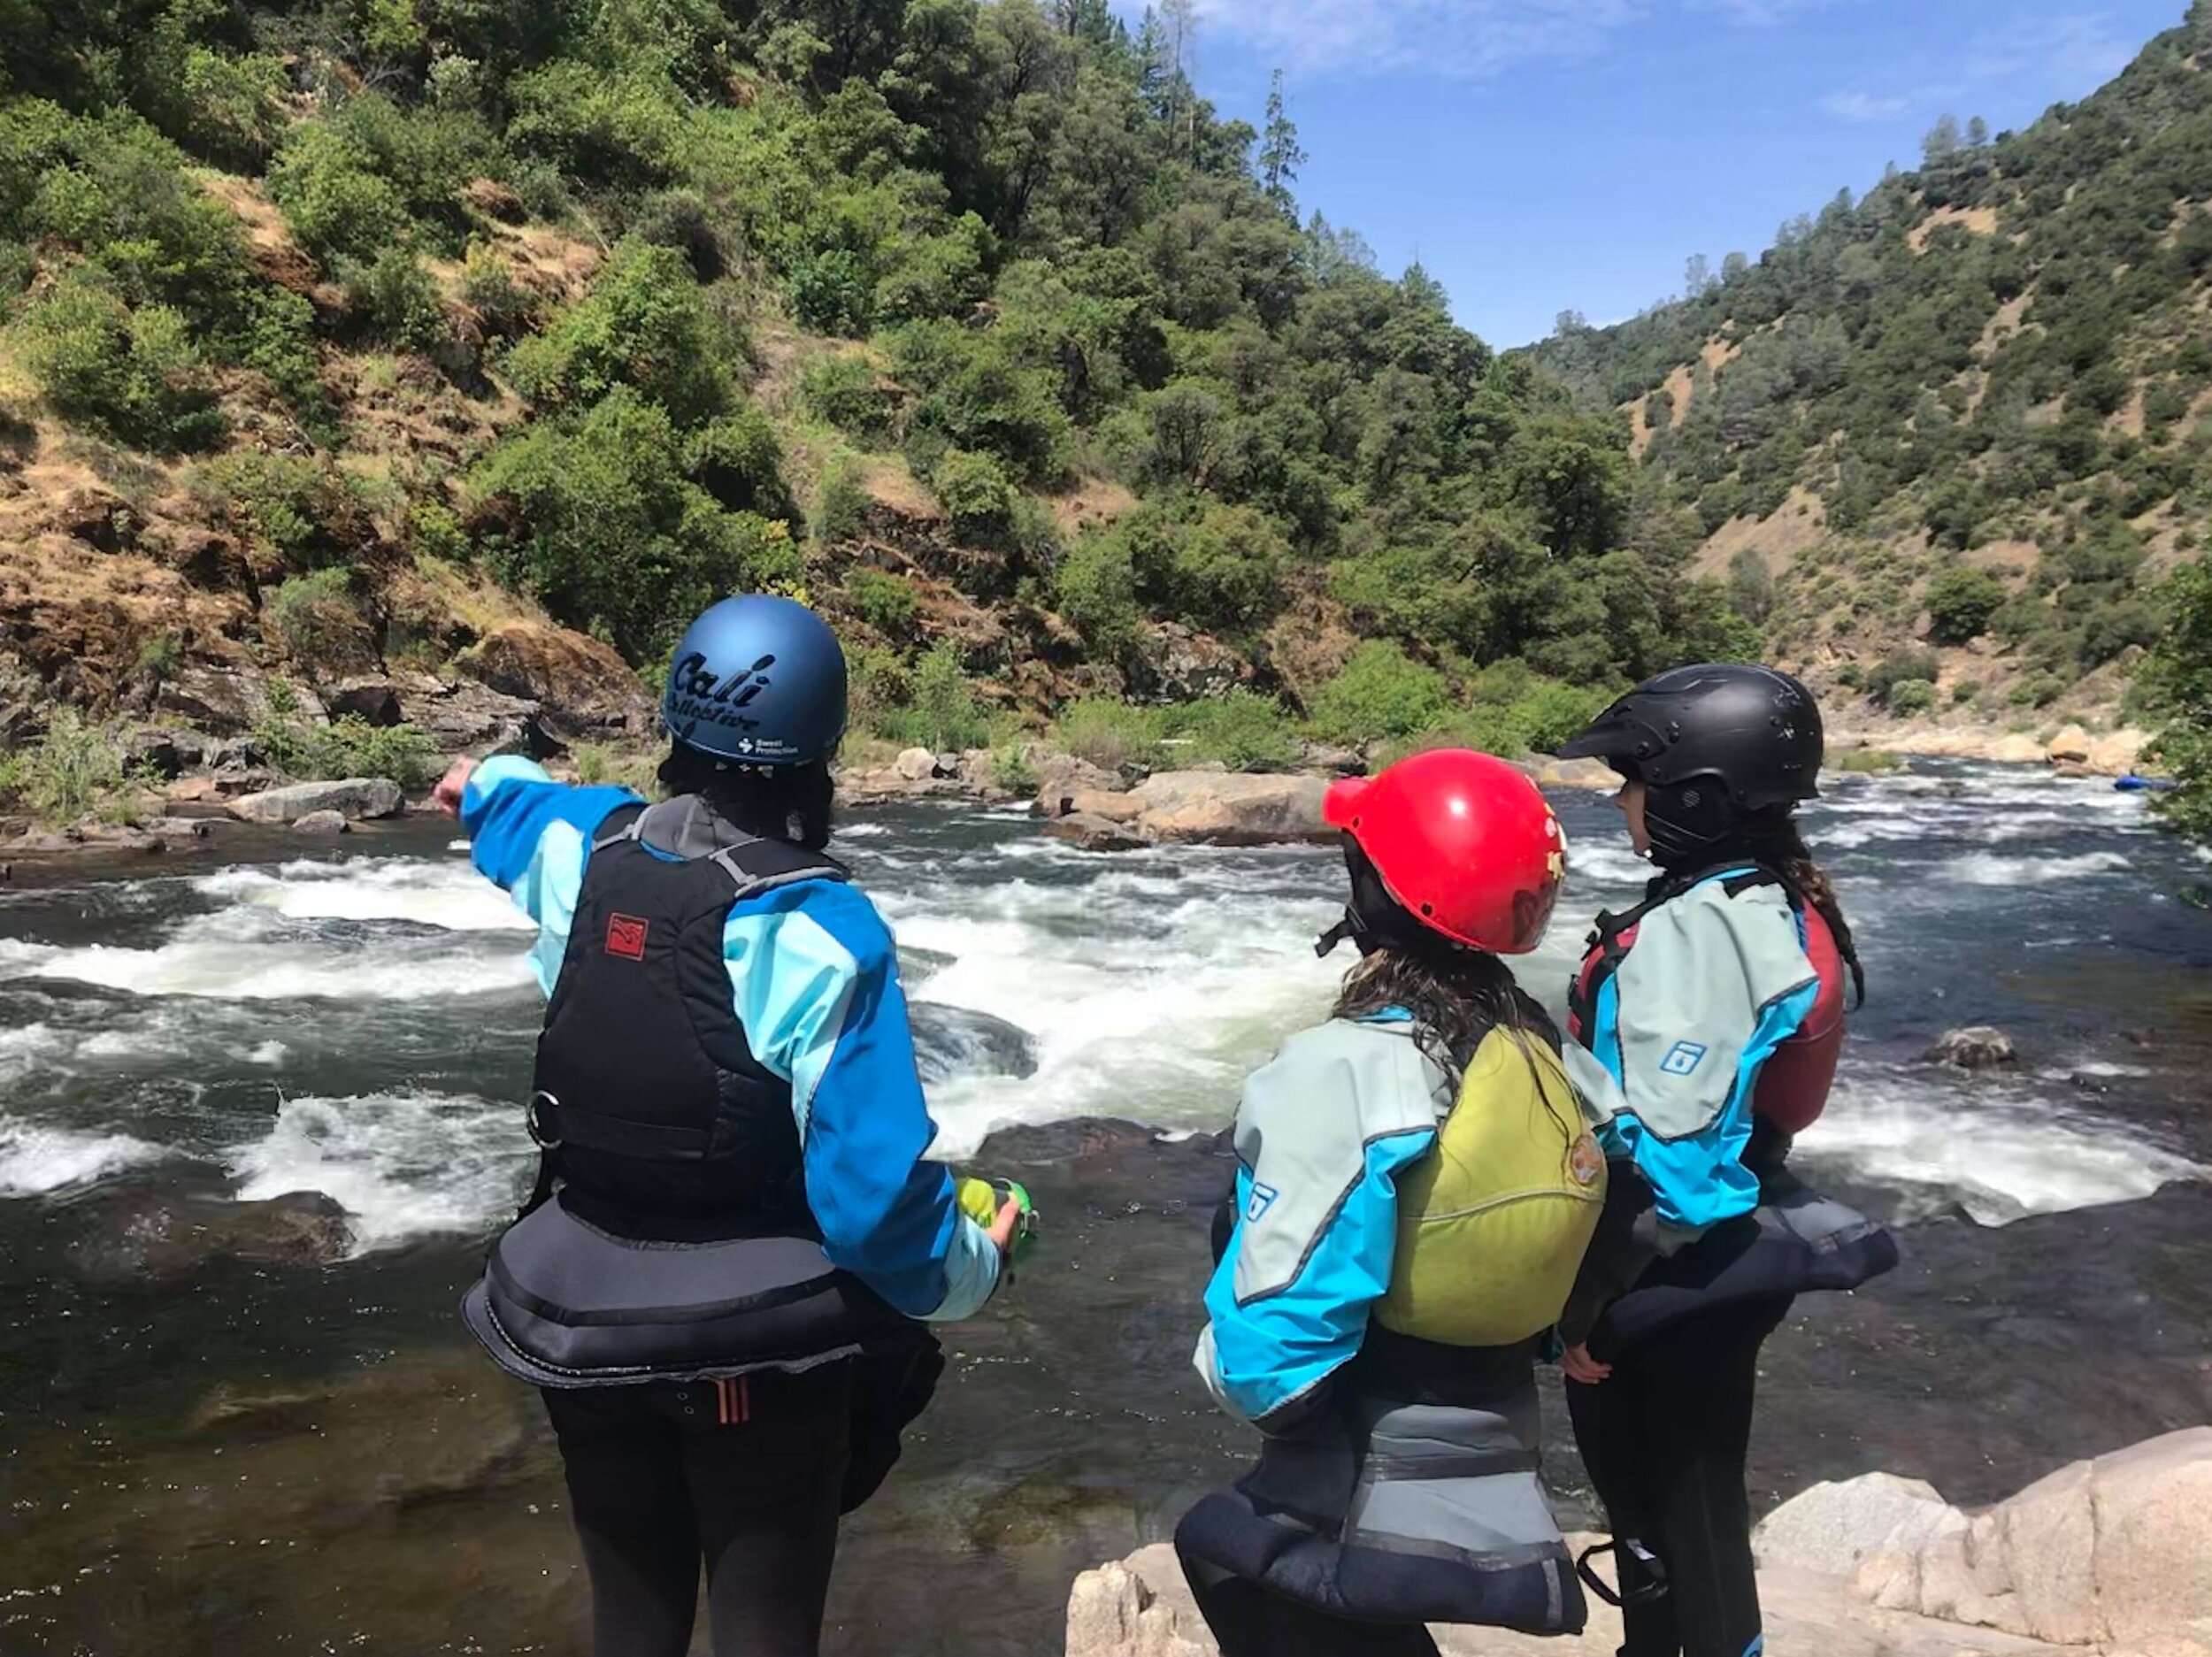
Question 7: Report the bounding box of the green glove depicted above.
[955,1177,1039,1266]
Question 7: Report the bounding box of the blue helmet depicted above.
[661,595,848,765]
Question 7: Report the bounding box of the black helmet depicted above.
[1555,664,1823,866]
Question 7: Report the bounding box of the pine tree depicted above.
[1259,69,1308,215]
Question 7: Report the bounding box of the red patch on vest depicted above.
[605,913,649,961]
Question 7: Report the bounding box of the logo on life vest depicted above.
[1660,1039,1709,1077]
[605,913,649,961]
[1569,1131,1603,1187]
[1247,1182,1279,1223]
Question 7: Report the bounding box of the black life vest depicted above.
[461,796,926,1389]
[530,799,843,1238]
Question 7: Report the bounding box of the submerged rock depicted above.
[1926,1027,2017,1070]
[908,1001,1039,1083]
[227,777,403,825]
[1046,811,1148,853]
[68,1188,354,1283]
[293,809,350,835]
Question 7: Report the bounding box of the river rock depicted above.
[1065,1539,2085,1657]
[1829,1430,2212,1650]
[1127,771,1332,847]
[1926,1026,2017,1070]
[1035,755,1125,817]
[293,809,350,835]
[1755,1472,1960,1580]
[1046,810,1148,852]
[1521,755,1621,792]
[227,778,403,825]
[157,665,325,734]
[908,1001,1040,1083]
[68,1188,355,1283]
[894,746,938,782]
[456,621,656,740]
[2045,725,2093,764]
[322,676,405,726]
[124,727,209,779]
[2086,729,2148,776]
[394,675,553,758]
[1125,622,1246,702]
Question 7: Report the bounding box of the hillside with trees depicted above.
[0,0,1773,820]
[1532,3,2212,737]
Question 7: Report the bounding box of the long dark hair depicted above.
[1745,809,1866,1006]
[1332,945,1576,1135]
[657,745,836,850]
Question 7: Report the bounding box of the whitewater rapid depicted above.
[0,765,2203,1248]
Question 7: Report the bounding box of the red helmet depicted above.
[1322,749,1567,955]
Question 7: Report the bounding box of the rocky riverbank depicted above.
[1066,1430,2212,1657]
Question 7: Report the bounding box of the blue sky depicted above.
[1162,1,2189,348]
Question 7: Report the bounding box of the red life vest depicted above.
[1568,877,1846,1137]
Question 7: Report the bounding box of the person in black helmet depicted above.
[433,595,1022,1657]
[1545,664,1898,1657]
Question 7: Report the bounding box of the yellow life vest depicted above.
[1374,1029,1607,1348]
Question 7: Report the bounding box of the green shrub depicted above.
[1866,646,1942,705]
[1308,641,1450,747]
[2139,560,2212,844]
[134,632,182,678]
[801,351,893,438]
[197,452,373,570]
[13,271,223,450]
[1924,565,2007,645]
[254,710,442,787]
[267,120,411,265]
[572,741,659,793]
[1055,698,1163,771]
[0,707,157,825]
[687,405,792,517]
[846,568,920,639]
[848,645,915,737]
[343,247,449,351]
[1886,678,1938,717]
[265,568,364,661]
[460,242,534,337]
[1834,748,1902,773]
[1054,533,1141,655]
[989,742,1039,796]
[813,456,869,545]
[1165,504,1288,631]
[470,387,800,661]
[1168,690,1299,772]
[933,448,1013,538]
[864,641,995,751]
[505,240,732,426]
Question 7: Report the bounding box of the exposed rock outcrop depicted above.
[227,778,403,825]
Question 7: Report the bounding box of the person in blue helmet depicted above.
[434,595,1020,1657]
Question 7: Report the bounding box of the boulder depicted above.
[2045,725,2093,764]
[293,809,350,835]
[393,677,551,758]
[1125,623,1247,702]
[322,677,405,726]
[1520,755,1621,792]
[166,775,224,805]
[908,1002,1040,1083]
[2087,1428,2212,1647]
[1065,1543,1214,1657]
[1299,742,1367,776]
[1046,811,1149,853]
[1127,771,1332,847]
[158,666,325,735]
[1926,1027,2017,1070]
[1034,754,1125,817]
[1065,788,1147,825]
[124,727,210,780]
[227,778,403,825]
[894,746,938,783]
[1991,734,2047,764]
[1754,1471,1960,1580]
[456,621,655,740]
[68,1189,354,1284]
[2086,729,2148,777]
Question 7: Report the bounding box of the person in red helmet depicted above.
[1175,749,1611,1656]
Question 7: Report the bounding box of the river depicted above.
[2,764,2208,1654]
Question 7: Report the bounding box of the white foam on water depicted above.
[243,1040,289,1067]
[1563,841,1651,894]
[0,1113,165,1197]
[1944,851,2134,886]
[1797,1069,2205,1224]
[194,860,533,933]
[227,1091,534,1252]
[0,906,536,1001]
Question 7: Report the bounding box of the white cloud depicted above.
[1184,0,1642,78]
[1819,88,1909,121]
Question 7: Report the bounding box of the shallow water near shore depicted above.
[2,763,2209,1654]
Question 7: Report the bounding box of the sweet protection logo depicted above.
[1247,1182,1279,1223]
[1660,1040,1709,1077]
